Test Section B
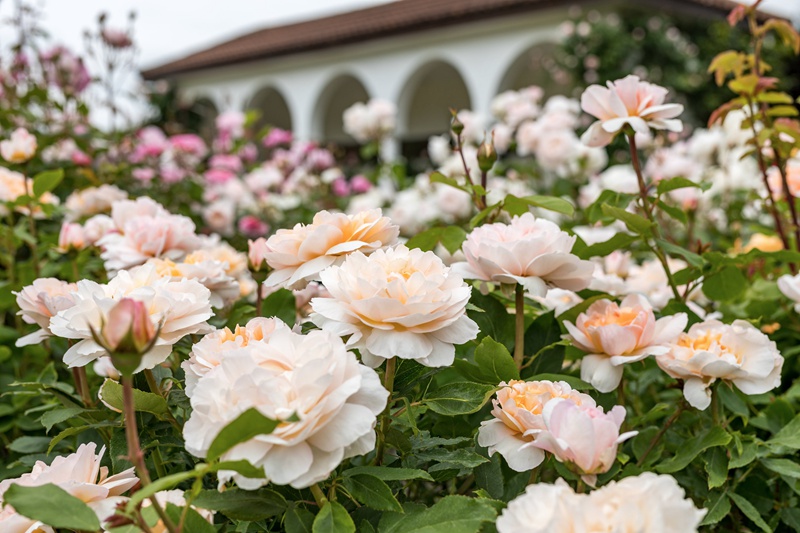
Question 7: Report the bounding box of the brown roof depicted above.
[141,0,748,80]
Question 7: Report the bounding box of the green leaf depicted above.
[343,466,433,482]
[656,239,704,268]
[761,458,800,480]
[504,194,575,216]
[126,470,199,512]
[192,488,286,521]
[212,459,266,479]
[32,169,64,198]
[99,379,168,416]
[521,310,566,378]
[439,226,467,255]
[262,288,297,327]
[378,495,497,533]
[40,406,87,432]
[342,474,403,512]
[600,204,654,235]
[286,505,315,533]
[3,483,101,531]
[702,265,747,301]
[573,232,638,260]
[656,199,688,224]
[729,492,772,532]
[164,503,215,533]
[406,227,466,255]
[781,508,800,531]
[474,337,519,383]
[705,447,728,489]
[313,501,356,533]
[657,426,732,474]
[423,382,495,416]
[729,439,759,469]
[207,407,282,462]
[766,414,800,451]
[699,492,730,526]
[430,172,468,192]
[656,176,704,195]
[414,448,489,468]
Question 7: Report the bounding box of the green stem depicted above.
[514,284,525,369]
[144,369,163,397]
[310,483,328,507]
[72,366,93,407]
[636,401,686,467]
[375,357,397,466]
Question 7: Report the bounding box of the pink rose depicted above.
[263,128,293,148]
[350,174,372,193]
[238,215,269,238]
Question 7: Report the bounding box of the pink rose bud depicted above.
[58,222,87,252]
[331,178,351,197]
[71,150,91,166]
[350,174,372,193]
[1,127,37,163]
[102,298,156,375]
[248,237,269,271]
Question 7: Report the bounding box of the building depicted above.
[142,0,742,158]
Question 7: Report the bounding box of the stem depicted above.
[627,133,682,300]
[528,467,539,485]
[144,369,163,397]
[122,375,178,533]
[774,150,800,252]
[514,284,525,369]
[71,255,80,282]
[255,283,263,317]
[636,402,686,467]
[711,387,721,426]
[72,367,93,407]
[375,357,397,466]
[310,484,328,507]
[480,169,488,210]
[23,180,40,278]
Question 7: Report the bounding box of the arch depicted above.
[247,86,293,132]
[396,59,472,157]
[311,73,370,143]
[191,96,219,140]
[495,41,569,95]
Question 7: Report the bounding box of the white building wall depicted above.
[172,8,569,145]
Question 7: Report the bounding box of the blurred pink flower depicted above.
[350,174,372,193]
[331,178,350,197]
[204,167,236,184]
[264,128,293,148]
[238,215,269,238]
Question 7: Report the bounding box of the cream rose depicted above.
[451,213,594,296]
[183,327,388,489]
[0,128,37,163]
[49,263,214,371]
[477,380,595,472]
[496,480,585,533]
[148,258,240,309]
[564,294,687,393]
[0,443,138,532]
[14,278,78,347]
[310,244,479,368]
[263,208,399,290]
[655,319,784,410]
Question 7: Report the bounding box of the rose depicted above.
[477,380,595,472]
[263,209,399,290]
[655,319,784,410]
[451,212,594,296]
[581,75,683,147]
[0,128,37,163]
[183,327,388,489]
[14,278,77,347]
[496,480,585,533]
[564,294,687,392]
[311,244,478,368]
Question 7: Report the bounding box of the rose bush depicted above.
[0,2,799,532]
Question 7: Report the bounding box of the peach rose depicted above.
[311,244,478,368]
[0,128,37,163]
[478,380,595,472]
[581,75,683,147]
[14,278,77,346]
[57,221,88,252]
[655,320,784,410]
[565,294,687,392]
[496,480,586,533]
[451,213,594,296]
[264,209,399,290]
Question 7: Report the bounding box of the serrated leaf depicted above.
[600,204,654,235]
[262,288,297,327]
[3,483,101,531]
[702,265,747,301]
[504,194,575,216]
[99,379,168,416]
[164,503,215,533]
[729,492,771,532]
[656,176,704,195]
[286,506,315,533]
[767,414,800,451]
[699,492,730,526]
[313,501,356,533]
[378,495,496,533]
[474,337,519,383]
[573,232,638,260]
[657,426,731,474]
[423,382,495,416]
[761,458,800,480]
[40,406,87,433]
[706,447,728,489]
[342,474,403,512]
[192,488,286,521]
[414,448,489,468]
[207,407,282,461]
[343,466,433,482]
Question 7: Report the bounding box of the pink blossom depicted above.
[169,134,207,158]
[305,148,335,171]
[204,168,236,184]
[101,27,133,49]
[532,399,636,484]
[160,166,187,183]
[331,178,351,197]
[58,222,88,252]
[238,215,269,238]
[580,75,683,147]
[248,237,269,271]
[238,143,258,162]
[71,150,91,166]
[102,298,156,354]
[350,174,372,193]
[264,128,293,148]
[40,45,91,95]
[209,154,243,173]
[216,111,246,138]
[132,168,156,182]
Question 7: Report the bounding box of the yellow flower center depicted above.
[583,306,639,329]
[677,332,741,363]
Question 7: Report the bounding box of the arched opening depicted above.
[496,42,570,95]
[312,74,370,145]
[248,86,293,133]
[398,60,471,160]
[192,96,219,140]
